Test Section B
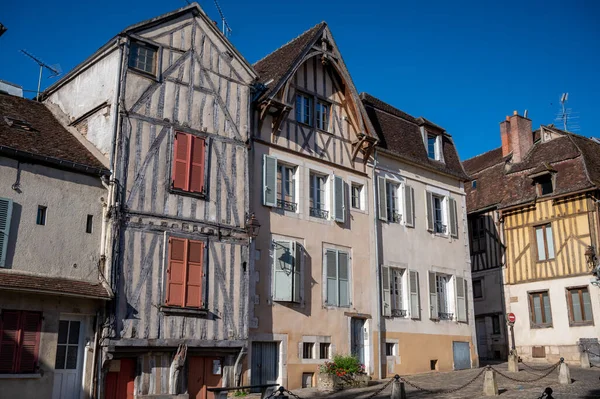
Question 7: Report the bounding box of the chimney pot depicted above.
[513,110,518,116]
[506,116,510,121]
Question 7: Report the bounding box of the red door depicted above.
[188,356,223,399]
[104,359,135,399]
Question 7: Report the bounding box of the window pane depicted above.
[427,135,436,159]
[542,292,552,324]
[582,289,593,321]
[532,295,542,324]
[546,225,555,259]
[571,290,583,322]
[68,321,80,345]
[66,346,79,369]
[55,345,66,369]
[57,320,69,344]
[473,280,482,298]
[535,227,546,261]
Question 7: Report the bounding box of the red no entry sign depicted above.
[508,313,516,323]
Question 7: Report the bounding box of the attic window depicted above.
[536,174,554,196]
[4,117,35,132]
[129,40,158,75]
[427,133,442,161]
[471,180,477,189]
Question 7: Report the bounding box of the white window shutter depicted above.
[381,266,391,317]
[0,198,13,267]
[292,242,302,303]
[425,191,434,232]
[428,271,438,319]
[333,175,345,223]
[325,250,338,306]
[338,251,350,307]
[273,241,293,301]
[409,270,420,319]
[449,197,458,238]
[378,176,387,221]
[263,155,277,207]
[456,276,466,322]
[404,185,415,227]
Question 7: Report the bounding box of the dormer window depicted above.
[536,174,554,196]
[471,180,477,189]
[427,133,442,161]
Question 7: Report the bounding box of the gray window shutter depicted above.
[338,251,350,307]
[292,242,302,303]
[428,271,438,319]
[409,270,420,319]
[273,241,293,301]
[381,266,391,317]
[404,185,415,227]
[325,250,338,306]
[333,175,345,223]
[378,176,387,221]
[263,155,277,207]
[449,197,458,238]
[456,277,466,322]
[425,191,434,232]
[0,198,13,267]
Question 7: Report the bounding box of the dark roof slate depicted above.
[0,270,111,299]
[360,93,468,180]
[465,128,600,213]
[0,93,107,173]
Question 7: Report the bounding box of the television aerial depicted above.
[20,49,62,100]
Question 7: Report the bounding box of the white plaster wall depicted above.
[0,157,105,282]
[505,275,600,348]
[375,154,475,339]
[45,49,120,156]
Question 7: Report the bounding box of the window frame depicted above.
[164,236,207,310]
[386,181,401,223]
[491,315,501,335]
[472,278,484,300]
[324,248,351,308]
[302,342,315,359]
[276,163,297,212]
[351,183,363,210]
[528,290,553,328]
[389,268,407,316]
[319,342,331,360]
[0,310,42,374]
[470,216,486,254]
[315,100,331,132]
[36,205,47,226]
[309,172,328,219]
[427,134,439,160]
[535,174,554,196]
[272,240,302,303]
[385,342,396,357]
[566,286,594,326]
[128,40,159,77]
[432,194,445,234]
[295,93,313,126]
[534,223,555,262]
[170,131,207,198]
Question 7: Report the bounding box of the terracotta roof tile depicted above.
[0,270,111,299]
[361,93,468,180]
[0,93,108,173]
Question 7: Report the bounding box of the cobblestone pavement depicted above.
[243,363,600,398]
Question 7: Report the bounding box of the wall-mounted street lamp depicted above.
[245,213,261,239]
[585,246,597,270]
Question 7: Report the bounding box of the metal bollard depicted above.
[483,366,499,396]
[558,358,571,385]
[390,375,406,399]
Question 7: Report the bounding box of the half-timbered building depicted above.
[465,111,600,365]
[361,94,478,376]
[43,3,257,397]
[248,23,379,389]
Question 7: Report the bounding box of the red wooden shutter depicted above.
[185,240,204,308]
[166,238,187,306]
[189,137,205,193]
[16,312,41,373]
[0,311,21,373]
[173,132,190,191]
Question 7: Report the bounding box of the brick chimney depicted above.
[500,110,533,163]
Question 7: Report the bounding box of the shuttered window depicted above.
[0,198,13,267]
[381,267,409,318]
[449,197,459,238]
[428,271,438,319]
[166,238,205,308]
[0,310,42,374]
[325,249,350,307]
[273,241,302,303]
[377,176,387,221]
[409,271,420,319]
[333,175,345,223]
[263,155,278,207]
[456,277,467,322]
[172,132,206,194]
[404,185,415,227]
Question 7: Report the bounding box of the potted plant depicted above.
[317,354,370,391]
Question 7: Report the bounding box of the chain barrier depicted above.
[490,362,560,383]
[264,386,304,399]
[583,348,600,357]
[520,361,559,372]
[363,375,396,399]
[398,366,487,394]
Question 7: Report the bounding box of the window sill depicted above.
[535,259,556,264]
[0,373,42,379]
[169,187,207,201]
[128,67,159,82]
[160,305,209,317]
[530,324,553,329]
[568,321,594,327]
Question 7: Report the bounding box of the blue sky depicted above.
[1,0,599,159]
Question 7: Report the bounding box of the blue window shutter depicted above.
[0,198,13,267]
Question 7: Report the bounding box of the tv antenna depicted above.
[20,49,62,100]
[213,0,232,37]
[555,93,579,132]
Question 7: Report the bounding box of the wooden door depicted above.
[104,359,135,399]
[188,356,223,399]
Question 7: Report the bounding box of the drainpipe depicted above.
[372,149,383,380]
[89,311,101,398]
[498,210,512,356]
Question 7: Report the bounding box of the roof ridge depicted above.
[464,146,502,163]
[253,21,326,66]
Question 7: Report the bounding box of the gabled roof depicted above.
[360,93,469,180]
[43,2,256,98]
[254,22,326,101]
[465,126,600,213]
[0,93,108,174]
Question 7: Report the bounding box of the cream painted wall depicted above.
[504,274,600,362]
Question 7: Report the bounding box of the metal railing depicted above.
[277,199,297,212]
[390,212,402,223]
[438,312,454,320]
[309,207,329,219]
[391,309,408,317]
[434,222,447,234]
